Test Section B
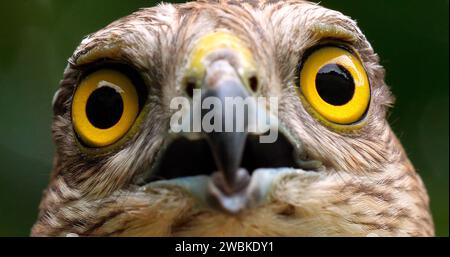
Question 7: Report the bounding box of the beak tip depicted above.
[208,169,252,214]
[211,169,250,195]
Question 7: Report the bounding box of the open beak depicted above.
[140,31,321,214]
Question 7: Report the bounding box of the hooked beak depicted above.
[200,59,251,194]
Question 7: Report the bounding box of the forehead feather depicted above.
[70,0,368,67]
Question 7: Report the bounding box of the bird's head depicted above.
[32,0,433,236]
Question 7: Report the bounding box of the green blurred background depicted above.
[0,0,448,236]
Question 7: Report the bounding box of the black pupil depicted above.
[86,86,124,129]
[315,63,355,106]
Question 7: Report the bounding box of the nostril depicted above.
[249,76,259,92]
[185,79,196,98]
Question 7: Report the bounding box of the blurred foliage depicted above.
[0,0,447,236]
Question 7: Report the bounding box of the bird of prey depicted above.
[32,0,434,236]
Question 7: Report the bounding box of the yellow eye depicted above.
[72,69,140,147]
[299,46,370,124]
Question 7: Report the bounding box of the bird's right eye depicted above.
[71,69,142,147]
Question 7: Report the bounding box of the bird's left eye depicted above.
[71,69,142,147]
[298,45,370,125]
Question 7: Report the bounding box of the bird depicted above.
[31,0,434,236]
